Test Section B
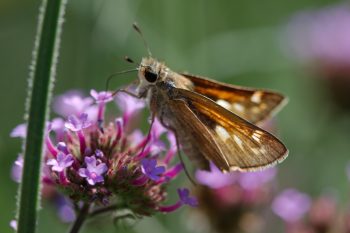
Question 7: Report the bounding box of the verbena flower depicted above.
[191,163,277,233]
[78,156,108,185]
[10,220,17,231]
[141,159,166,181]
[47,152,74,172]
[272,188,311,223]
[55,196,76,223]
[10,124,27,138]
[285,3,350,68]
[11,89,196,221]
[53,91,94,118]
[285,3,350,109]
[196,162,277,204]
[272,191,340,233]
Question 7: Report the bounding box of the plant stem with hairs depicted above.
[16,0,67,232]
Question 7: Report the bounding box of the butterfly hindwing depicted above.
[182,73,287,124]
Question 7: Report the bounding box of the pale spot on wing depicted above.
[233,135,244,149]
[260,148,267,154]
[215,125,230,141]
[252,131,262,142]
[251,148,259,154]
[229,166,240,172]
[251,91,263,103]
[216,99,231,109]
[233,103,244,112]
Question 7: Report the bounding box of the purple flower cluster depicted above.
[11,89,196,218]
[285,3,350,69]
[285,3,350,109]
[271,189,343,233]
[272,189,311,223]
[196,163,277,205]
[190,163,278,233]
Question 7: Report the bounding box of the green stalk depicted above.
[16,0,67,232]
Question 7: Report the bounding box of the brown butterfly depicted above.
[117,24,288,173]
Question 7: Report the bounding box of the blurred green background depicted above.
[1,0,350,232]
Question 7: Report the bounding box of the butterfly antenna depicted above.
[124,56,135,64]
[104,68,138,93]
[132,22,152,57]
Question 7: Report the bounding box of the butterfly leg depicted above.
[137,114,156,157]
[158,116,197,186]
[111,89,142,99]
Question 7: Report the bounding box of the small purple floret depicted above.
[178,188,198,207]
[57,142,69,154]
[90,89,113,103]
[95,149,104,158]
[79,156,108,185]
[47,152,74,172]
[58,205,76,223]
[10,123,27,138]
[151,118,167,139]
[195,163,237,189]
[115,92,145,121]
[11,155,24,183]
[10,220,17,230]
[238,167,277,190]
[53,91,93,117]
[272,188,311,222]
[141,159,165,181]
[65,113,91,132]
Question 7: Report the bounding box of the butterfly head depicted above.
[137,57,169,89]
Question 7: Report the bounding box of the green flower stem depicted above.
[69,203,91,233]
[16,0,67,233]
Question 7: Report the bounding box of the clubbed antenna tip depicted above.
[132,22,152,57]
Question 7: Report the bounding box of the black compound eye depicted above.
[144,70,158,83]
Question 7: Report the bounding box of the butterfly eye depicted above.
[144,70,158,83]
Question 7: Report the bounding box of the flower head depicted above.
[286,4,350,67]
[272,188,311,222]
[11,89,194,218]
[285,4,350,109]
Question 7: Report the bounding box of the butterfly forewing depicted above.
[182,73,287,124]
[167,100,223,171]
[171,88,288,172]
